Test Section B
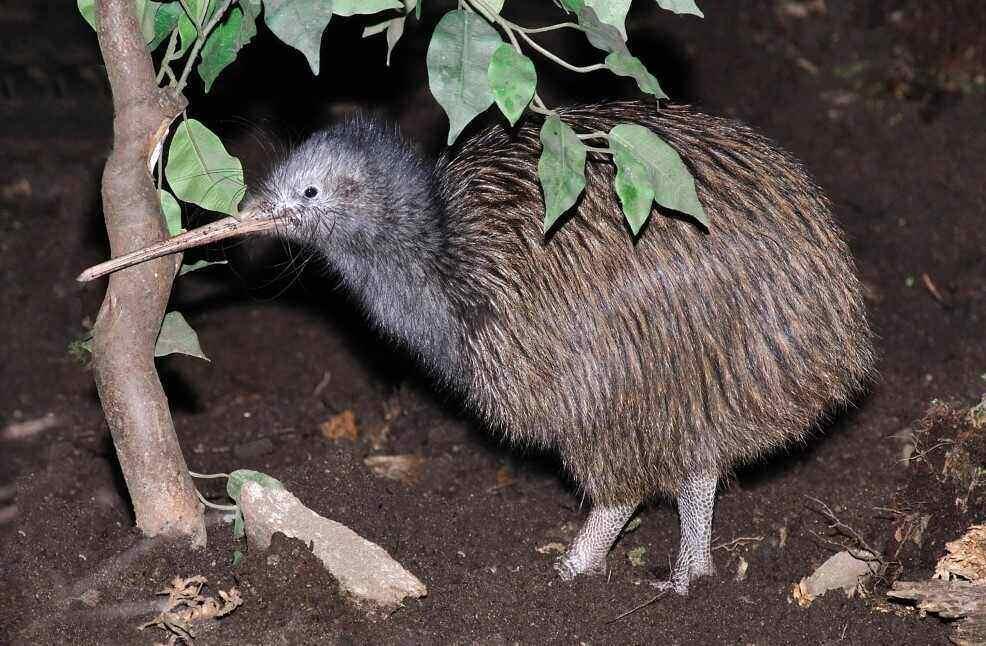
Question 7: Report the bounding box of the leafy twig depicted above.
[176,0,237,92]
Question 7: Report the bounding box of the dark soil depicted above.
[3,1,985,644]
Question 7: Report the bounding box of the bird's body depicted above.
[251,100,875,591]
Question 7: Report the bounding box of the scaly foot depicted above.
[554,503,638,580]
[651,470,719,595]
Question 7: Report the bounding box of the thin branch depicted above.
[155,27,181,85]
[467,0,602,72]
[713,535,764,553]
[607,589,670,623]
[577,131,610,141]
[516,29,605,73]
[471,0,580,34]
[176,0,237,91]
[514,21,581,34]
[189,471,230,479]
[194,489,238,511]
[806,496,882,564]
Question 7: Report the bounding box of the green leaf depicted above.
[363,17,406,66]
[155,311,209,360]
[609,123,708,232]
[264,0,334,75]
[488,44,536,126]
[165,118,245,215]
[175,6,198,57]
[68,329,94,363]
[559,0,585,12]
[149,1,181,50]
[485,0,505,13]
[333,0,402,15]
[538,116,587,232]
[198,1,259,91]
[362,20,391,37]
[605,52,667,99]
[179,259,228,276]
[611,142,654,234]
[77,0,96,30]
[655,0,704,18]
[585,0,631,39]
[231,549,243,566]
[159,189,183,236]
[426,10,503,145]
[233,512,244,539]
[577,6,628,55]
[414,0,422,20]
[185,0,215,26]
[384,18,407,66]
[232,509,245,539]
[227,469,285,503]
[135,0,163,44]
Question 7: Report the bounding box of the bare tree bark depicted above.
[91,0,205,546]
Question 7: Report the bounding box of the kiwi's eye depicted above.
[303,186,318,199]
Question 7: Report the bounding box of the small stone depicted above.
[240,482,426,610]
[794,550,880,607]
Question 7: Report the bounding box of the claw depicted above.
[649,576,691,596]
[650,558,715,595]
[553,558,578,581]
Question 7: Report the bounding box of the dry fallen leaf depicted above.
[363,454,425,484]
[936,524,986,582]
[735,556,750,582]
[777,0,826,19]
[536,542,567,555]
[138,575,243,645]
[495,465,515,488]
[320,410,359,442]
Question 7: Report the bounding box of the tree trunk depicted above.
[91,0,205,546]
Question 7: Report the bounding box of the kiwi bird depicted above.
[81,100,876,593]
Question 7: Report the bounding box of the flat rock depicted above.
[794,550,879,606]
[239,481,427,610]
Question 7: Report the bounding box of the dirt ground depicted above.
[2,1,985,644]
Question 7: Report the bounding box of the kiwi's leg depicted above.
[652,470,718,595]
[555,503,638,580]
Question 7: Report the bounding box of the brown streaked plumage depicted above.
[433,102,875,508]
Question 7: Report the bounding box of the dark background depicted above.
[2,0,984,643]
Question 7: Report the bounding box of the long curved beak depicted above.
[77,210,279,282]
